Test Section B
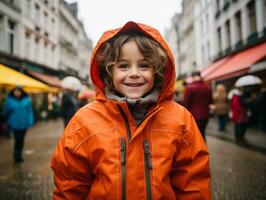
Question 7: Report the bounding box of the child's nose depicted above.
[129,66,139,77]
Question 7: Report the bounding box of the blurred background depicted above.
[0,0,266,199]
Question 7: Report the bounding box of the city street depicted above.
[0,119,266,200]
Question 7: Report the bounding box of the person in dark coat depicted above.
[3,86,34,163]
[183,71,212,140]
[61,90,79,127]
[257,86,266,133]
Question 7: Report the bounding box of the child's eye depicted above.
[116,63,129,70]
[139,63,151,70]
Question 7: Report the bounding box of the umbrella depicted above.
[61,76,82,91]
[235,75,262,87]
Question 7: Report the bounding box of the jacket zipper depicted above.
[143,140,152,200]
[121,138,127,200]
[117,105,131,141]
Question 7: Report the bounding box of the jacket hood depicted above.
[90,21,176,102]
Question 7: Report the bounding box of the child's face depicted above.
[111,40,154,99]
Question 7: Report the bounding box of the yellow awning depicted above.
[0,64,51,93]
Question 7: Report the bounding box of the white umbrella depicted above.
[61,76,82,91]
[234,75,262,87]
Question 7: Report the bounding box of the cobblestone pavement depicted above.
[0,119,266,200]
[207,117,266,154]
[0,119,63,200]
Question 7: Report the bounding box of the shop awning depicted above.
[201,56,231,79]
[0,64,51,93]
[28,70,62,88]
[205,42,266,81]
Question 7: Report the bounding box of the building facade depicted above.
[0,0,92,81]
[165,0,197,77]
[165,14,180,76]
[166,0,266,83]
[213,0,266,59]
[194,0,216,68]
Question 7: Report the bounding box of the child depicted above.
[51,21,211,200]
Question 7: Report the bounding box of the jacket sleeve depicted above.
[171,111,211,199]
[3,98,11,115]
[51,120,94,200]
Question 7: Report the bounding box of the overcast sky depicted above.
[65,0,182,46]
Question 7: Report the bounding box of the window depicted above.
[44,12,48,30]
[200,19,204,36]
[51,18,55,34]
[217,27,222,52]
[7,21,16,54]
[35,37,40,61]
[51,45,55,64]
[0,16,3,51]
[44,41,48,63]
[235,11,242,42]
[206,13,209,32]
[207,41,210,60]
[202,45,206,63]
[34,4,40,25]
[26,0,31,18]
[216,0,220,10]
[25,31,31,58]
[247,0,257,34]
[225,20,231,48]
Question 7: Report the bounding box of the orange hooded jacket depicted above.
[51,21,211,200]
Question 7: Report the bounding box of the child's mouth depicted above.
[124,83,144,87]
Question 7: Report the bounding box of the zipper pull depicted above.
[143,140,152,169]
[121,138,126,165]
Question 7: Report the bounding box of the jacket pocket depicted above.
[143,139,152,200]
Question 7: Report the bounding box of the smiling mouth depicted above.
[124,83,145,87]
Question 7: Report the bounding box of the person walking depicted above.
[183,71,212,140]
[230,87,255,140]
[3,86,34,163]
[61,89,79,127]
[51,21,211,200]
[213,84,229,132]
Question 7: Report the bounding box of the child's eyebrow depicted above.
[117,59,128,62]
[117,59,148,62]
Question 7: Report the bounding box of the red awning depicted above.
[201,56,231,79]
[28,71,62,88]
[205,42,266,81]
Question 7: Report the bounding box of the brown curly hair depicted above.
[96,32,168,90]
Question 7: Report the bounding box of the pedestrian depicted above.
[183,71,213,140]
[61,89,79,127]
[257,82,266,133]
[212,84,229,132]
[51,21,211,200]
[3,86,34,163]
[230,88,251,140]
